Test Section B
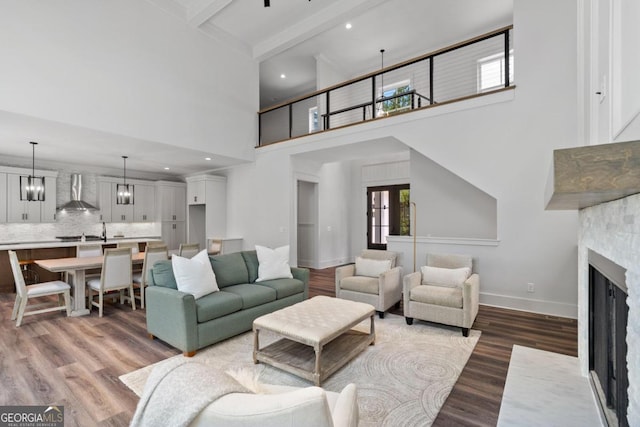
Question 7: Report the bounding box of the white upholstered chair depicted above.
[117,241,140,254]
[146,240,167,249]
[335,249,401,318]
[131,361,358,427]
[178,243,200,259]
[70,243,103,283]
[8,250,71,327]
[207,238,222,255]
[87,247,136,317]
[77,243,103,257]
[403,253,480,336]
[132,245,168,309]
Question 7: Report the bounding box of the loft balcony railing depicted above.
[258,25,514,147]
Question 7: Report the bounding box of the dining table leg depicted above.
[68,269,91,316]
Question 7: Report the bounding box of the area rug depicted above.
[120,314,480,426]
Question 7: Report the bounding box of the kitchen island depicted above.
[0,237,162,294]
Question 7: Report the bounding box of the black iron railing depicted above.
[258,25,514,147]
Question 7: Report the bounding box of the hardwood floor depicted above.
[0,267,577,426]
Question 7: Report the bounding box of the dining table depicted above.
[35,252,146,316]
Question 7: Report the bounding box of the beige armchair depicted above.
[335,249,401,319]
[403,253,479,336]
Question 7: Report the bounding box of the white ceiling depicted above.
[1,0,512,178]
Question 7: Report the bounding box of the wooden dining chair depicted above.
[8,250,71,327]
[178,243,200,259]
[117,241,140,254]
[146,240,167,249]
[69,243,103,283]
[86,247,136,317]
[132,245,168,309]
[207,238,223,256]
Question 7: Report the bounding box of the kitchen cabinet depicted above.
[98,177,157,223]
[134,183,156,222]
[185,175,226,251]
[157,181,186,250]
[156,181,186,221]
[187,179,206,205]
[97,180,112,222]
[111,183,134,222]
[161,221,185,251]
[0,174,6,223]
[6,172,57,223]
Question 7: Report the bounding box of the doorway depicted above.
[297,180,318,268]
[367,184,410,250]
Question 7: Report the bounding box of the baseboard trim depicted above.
[480,292,577,319]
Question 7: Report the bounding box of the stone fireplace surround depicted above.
[579,193,640,425]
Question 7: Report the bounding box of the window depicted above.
[367,184,410,250]
[308,106,319,133]
[477,50,514,92]
[377,80,412,117]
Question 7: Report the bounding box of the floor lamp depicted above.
[410,201,417,272]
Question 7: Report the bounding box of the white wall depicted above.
[409,149,497,239]
[0,0,258,162]
[225,0,580,317]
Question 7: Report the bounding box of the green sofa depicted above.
[145,250,309,356]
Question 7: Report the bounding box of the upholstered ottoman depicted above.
[253,295,375,386]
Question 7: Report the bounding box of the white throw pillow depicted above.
[172,249,219,299]
[355,256,392,278]
[421,266,471,288]
[255,245,293,282]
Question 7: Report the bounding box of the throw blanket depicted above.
[130,359,249,427]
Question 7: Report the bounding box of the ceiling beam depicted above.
[253,0,388,61]
[187,0,234,28]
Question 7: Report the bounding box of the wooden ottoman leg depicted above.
[314,344,322,386]
[253,329,260,364]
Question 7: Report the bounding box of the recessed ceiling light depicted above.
[205,157,212,161]
[164,167,170,170]
[345,22,352,30]
[280,74,286,79]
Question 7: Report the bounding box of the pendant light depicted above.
[20,141,45,201]
[116,155,134,205]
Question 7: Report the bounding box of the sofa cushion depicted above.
[355,257,391,278]
[255,278,305,299]
[173,250,219,299]
[149,260,178,290]
[410,284,463,308]
[222,284,277,309]
[210,253,250,288]
[196,291,244,323]
[421,266,471,288]
[255,245,293,282]
[241,250,260,284]
[339,276,379,295]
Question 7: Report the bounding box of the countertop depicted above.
[0,236,163,251]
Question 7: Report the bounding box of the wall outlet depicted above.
[527,282,535,293]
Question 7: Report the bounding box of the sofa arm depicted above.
[335,264,355,294]
[291,267,310,299]
[331,383,358,427]
[462,273,480,327]
[379,266,402,308]
[146,286,198,354]
[403,271,421,311]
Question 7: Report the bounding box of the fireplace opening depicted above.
[589,250,629,427]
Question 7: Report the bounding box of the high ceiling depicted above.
[1,0,512,178]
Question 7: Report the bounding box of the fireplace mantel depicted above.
[545,139,640,210]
